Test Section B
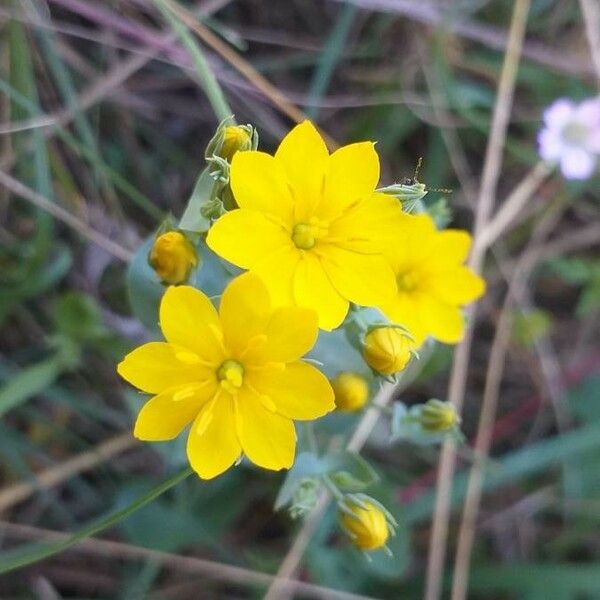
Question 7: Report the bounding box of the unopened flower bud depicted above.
[206,122,257,163]
[149,231,198,285]
[332,372,369,412]
[363,327,414,375]
[339,499,390,551]
[419,399,458,432]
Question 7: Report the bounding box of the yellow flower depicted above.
[419,399,458,432]
[220,125,252,161]
[377,212,485,345]
[332,372,369,412]
[206,121,404,331]
[363,327,414,375]
[149,231,198,285]
[340,500,389,551]
[117,273,335,479]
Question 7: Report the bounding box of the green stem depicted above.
[321,474,344,502]
[0,467,193,574]
[153,0,232,122]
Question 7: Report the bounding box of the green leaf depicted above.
[0,467,193,574]
[275,452,327,511]
[178,167,216,234]
[469,564,600,596]
[53,291,106,342]
[126,237,164,333]
[327,451,380,492]
[0,355,66,418]
[405,421,600,524]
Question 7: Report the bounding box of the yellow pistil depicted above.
[217,359,244,393]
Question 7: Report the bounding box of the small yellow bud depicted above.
[363,327,414,375]
[332,372,369,412]
[340,500,389,551]
[220,125,252,161]
[419,399,458,432]
[149,231,198,285]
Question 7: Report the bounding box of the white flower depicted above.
[538,97,600,180]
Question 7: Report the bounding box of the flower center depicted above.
[562,121,587,145]
[397,271,418,292]
[291,219,328,250]
[217,359,244,392]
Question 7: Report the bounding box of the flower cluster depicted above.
[538,97,600,180]
[120,119,485,553]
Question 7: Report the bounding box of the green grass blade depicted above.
[152,0,232,122]
[0,467,193,574]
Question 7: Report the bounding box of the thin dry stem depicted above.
[579,0,600,86]
[0,434,137,513]
[0,522,375,600]
[450,199,565,600]
[0,169,134,262]
[424,1,531,598]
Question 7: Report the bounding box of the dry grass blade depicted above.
[0,522,376,600]
[424,1,531,598]
[0,169,133,262]
[0,434,137,513]
[159,0,338,148]
[579,0,600,85]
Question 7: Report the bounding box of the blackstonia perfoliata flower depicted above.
[332,371,370,412]
[117,273,335,479]
[206,121,406,330]
[339,499,390,551]
[149,231,198,285]
[377,212,485,345]
[363,326,415,376]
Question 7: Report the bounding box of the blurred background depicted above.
[1,0,600,598]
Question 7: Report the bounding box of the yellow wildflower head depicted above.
[363,326,414,376]
[419,399,459,432]
[117,273,335,479]
[377,212,486,345]
[149,231,198,285]
[339,499,390,551]
[332,372,369,412]
[206,121,406,331]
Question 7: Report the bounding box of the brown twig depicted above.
[424,1,531,598]
[0,521,375,600]
[0,434,137,513]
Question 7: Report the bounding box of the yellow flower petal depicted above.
[134,383,216,441]
[378,294,428,346]
[321,246,396,307]
[275,121,329,219]
[293,252,348,330]
[322,142,379,218]
[252,244,300,307]
[117,342,207,394]
[416,295,465,344]
[230,151,294,224]
[186,392,241,479]
[219,273,271,356]
[426,266,486,304]
[428,229,472,265]
[235,388,296,471]
[249,361,335,420]
[159,286,224,362]
[206,209,291,269]
[250,306,318,363]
